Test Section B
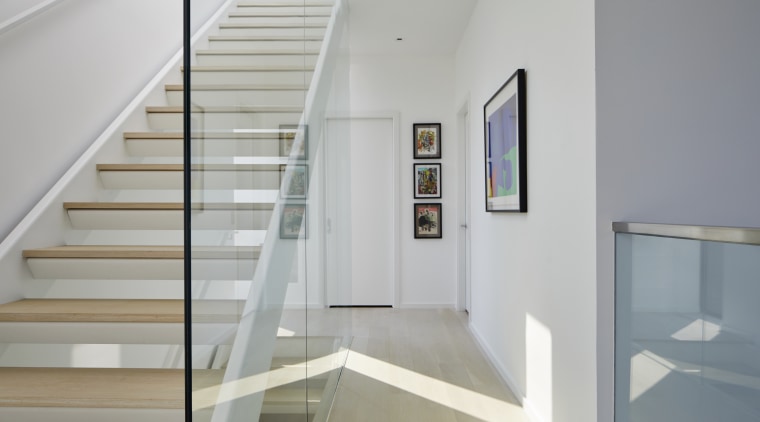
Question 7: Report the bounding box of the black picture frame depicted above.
[414,203,442,239]
[413,163,442,199]
[413,123,441,159]
[279,164,308,199]
[279,124,308,160]
[483,68,527,212]
[280,203,307,239]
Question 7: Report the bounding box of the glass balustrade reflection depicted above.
[188,0,351,420]
[616,232,760,422]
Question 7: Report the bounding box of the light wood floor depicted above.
[283,308,529,422]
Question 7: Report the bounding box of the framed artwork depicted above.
[280,203,307,239]
[413,123,441,159]
[279,124,308,160]
[413,163,441,199]
[280,164,308,199]
[484,68,527,212]
[414,203,442,239]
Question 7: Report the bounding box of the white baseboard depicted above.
[397,303,456,309]
[467,323,548,422]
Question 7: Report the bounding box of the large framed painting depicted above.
[413,123,441,159]
[413,163,441,199]
[484,69,527,212]
[414,203,442,239]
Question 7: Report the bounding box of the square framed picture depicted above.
[280,164,308,199]
[280,203,307,239]
[279,124,308,160]
[414,203,442,239]
[413,123,441,159]
[413,163,441,199]
[484,68,527,212]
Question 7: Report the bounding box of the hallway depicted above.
[283,308,528,421]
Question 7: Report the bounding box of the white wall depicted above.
[0,0,54,25]
[348,54,458,307]
[0,0,225,244]
[596,1,760,420]
[454,1,596,421]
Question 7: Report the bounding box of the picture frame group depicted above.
[412,122,443,239]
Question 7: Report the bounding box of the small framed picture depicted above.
[414,203,442,239]
[413,123,441,159]
[280,203,307,239]
[279,124,308,160]
[280,164,308,199]
[413,163,441,199]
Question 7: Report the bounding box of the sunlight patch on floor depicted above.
[344,351,527,421]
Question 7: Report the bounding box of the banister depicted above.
[0,0,62,36]
[612,222,760,245]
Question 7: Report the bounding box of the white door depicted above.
[325,117,395,306]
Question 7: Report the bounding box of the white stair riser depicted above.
[207,39,322,51]
[0,408,183,422]
[195,53,318,67]
[0,344,183,368]
[23,279,253,300]
[66,230,266,247]
[225,16,330,26]
[149,111,303,130]
[217,27,326,37]
[100,170,281,190]
[167,89,307,107]
[189,70,313,86]
[0,322,236,344]
[26,258,257,280]
[231,6,333,15]
[67,209,273,230]
[126,138,282,158]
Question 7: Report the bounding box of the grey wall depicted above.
[596,1,760,420]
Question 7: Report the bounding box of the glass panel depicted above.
[616,233,760,422]
[188,0,351,420]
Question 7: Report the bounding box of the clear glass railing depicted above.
[187,0,351,420]
[615,223,760,422]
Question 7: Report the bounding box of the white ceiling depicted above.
[346,0,478,55]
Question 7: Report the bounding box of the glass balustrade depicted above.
[187,0,351,420]
[615,223,760,422]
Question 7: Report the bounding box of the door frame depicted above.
[457,99,472,313]
[323,112,400,308]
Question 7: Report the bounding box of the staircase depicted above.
[0,1,342,421]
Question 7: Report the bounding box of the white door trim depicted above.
[324,112,400,308]
[457,99,472,313]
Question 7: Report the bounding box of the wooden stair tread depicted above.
[236,2,333,7]
[166,84,307,91]
[208,35,324,41]
[0,299,184,323]
[63,202,275,211]
[145,105,304,113]
[219,23,327,29]
[195,49,320,56]
[0,367,186,409]
[181,65,314,72]
[124,131,282,140]
[97,163,283,171]
[22,245,262,259]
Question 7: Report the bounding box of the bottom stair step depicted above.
[0,367,185,409]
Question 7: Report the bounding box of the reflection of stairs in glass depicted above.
[0,0,336,419]
[630,312,760,421]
